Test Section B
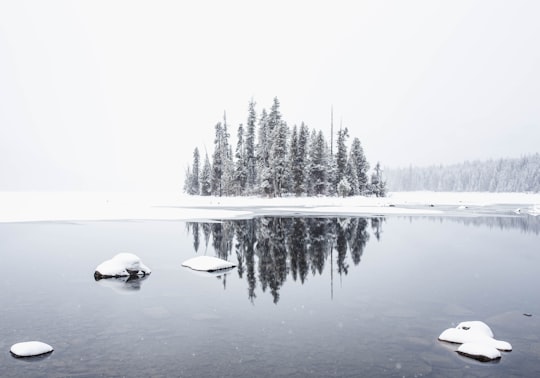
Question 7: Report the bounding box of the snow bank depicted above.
[94,253,151,279]
[1,191,540,223]
[182,256,236,272]
[438,320,511,362]
[10,341,53,357]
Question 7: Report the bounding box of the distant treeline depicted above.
[184,97,386,197]
[385,154,540,192]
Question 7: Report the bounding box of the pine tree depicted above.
[200,153,212,196]
[257,109,273,196]
[345,153,359,196]
[234,124,247,194]
[211,122,224,196]
[350,137,369,194]
[370,162,387,197]
[245,99,257,191]
[221,112,235,196]
[190,147,200,195]
[289,125,301,196]
[335,127,349,191]
[296,122,309,195]
[308,130,329,196]
[270,120,289,196]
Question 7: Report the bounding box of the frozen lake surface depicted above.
[1,213,540,377]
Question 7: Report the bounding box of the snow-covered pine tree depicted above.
[370,162,387,197]
[296,122,309,196]
[308,130,329,196]
[221,112,235,196]
[190,147,200,195]
[211,122,224,196]
[345,153,359,196]
[350,137,369,195]
[200,153,212,196]
[257,108,273,196]
[245,99,257,192]
[183,165,192,194]
[335,127,349,192]
[234,123,247,195]
[270,120,289,197]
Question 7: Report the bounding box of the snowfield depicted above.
[0,191,539,223]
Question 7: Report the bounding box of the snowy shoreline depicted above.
[0,191,539,223]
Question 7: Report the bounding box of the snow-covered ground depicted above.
[0,191,539,223]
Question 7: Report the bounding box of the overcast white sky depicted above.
[1,0,539,191]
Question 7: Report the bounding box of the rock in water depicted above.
[94,253,151,279]
[457,343,501,362]
[10,341,54,357]
[182,256,236,272]
[438,320,512,362]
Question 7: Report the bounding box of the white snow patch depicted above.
[1,191,540,223]
[95,253,151,278]
[10,341,53,357]
[456,320,494,338]
[457,343,501,361]
[182,256,236,272]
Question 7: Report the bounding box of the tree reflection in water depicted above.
[186,217,383,304]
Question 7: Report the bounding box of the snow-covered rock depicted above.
[456,320,494,338]
[457,343,501,362]
[182,256,236,272]
[438,320,512,362]
[10,341,53,357]
[94,253,151,279]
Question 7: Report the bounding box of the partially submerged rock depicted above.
[438,320,512,362]
[94,253,151,279]
[10,341,53,358]
[182,256,236,272]
[457,343,501,362]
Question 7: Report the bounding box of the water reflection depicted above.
[186,217,383,303]
[415,215,540,235]
[95,275,149,293]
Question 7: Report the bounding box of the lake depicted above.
[1,215,539,377]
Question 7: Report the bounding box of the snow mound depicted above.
[438,320,512,362]
[182,256,236,272]
[456,320,494,338]
[10,341,54,357]
[94,253,151,279]
[457,343,501,362]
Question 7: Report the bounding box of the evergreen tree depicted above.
[234,124,247,194]
[370,162,387,197]
[245,99,257,191]
[335,127,349,189]
[296,122,309,195]
[257,109,273,196]
[308,130,329,195]
[190,147,200,195]
[200,153,212,196]
[345,153,359,196]
[211,122,224,196]
[289,125,301,196]
[270,120,289,196]
[221,112,235,196]
[350,137,369,194]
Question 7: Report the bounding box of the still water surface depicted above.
[0,216,539,377]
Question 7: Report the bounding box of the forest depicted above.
[184,97,386,197]
[385,154,540,192]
